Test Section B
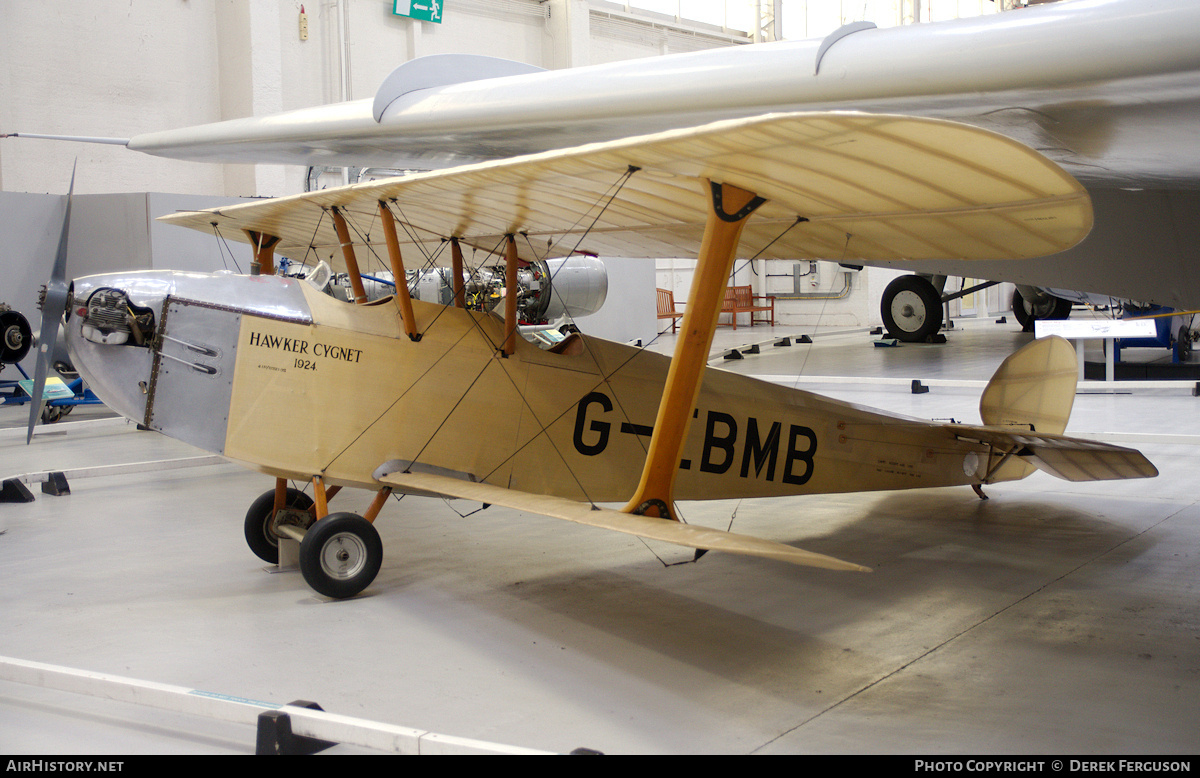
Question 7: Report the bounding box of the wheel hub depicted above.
[320,532,368,580]
[891,291,926,330]
[4,324,23,350]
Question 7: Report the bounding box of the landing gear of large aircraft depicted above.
[1011,288,1071,332]
[244,487,316,564]
[1,306,33,364]
[1176,326,1194,362]
[881,275,944,342]
[299,512,383,599]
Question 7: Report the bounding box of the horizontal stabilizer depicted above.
[947,424,1158,482]
[378,470,870,573]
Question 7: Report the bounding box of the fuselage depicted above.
[65,270,1007,502]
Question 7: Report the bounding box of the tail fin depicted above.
[954,337,1156,485]
[979,335,1078,435]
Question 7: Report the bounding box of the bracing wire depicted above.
[209,224,244,274]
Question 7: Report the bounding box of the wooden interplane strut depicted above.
[623,181,765,520]
[450,238,466,309]
[503,235,520,356]
[329,207,368,304]
[378,201,421,341]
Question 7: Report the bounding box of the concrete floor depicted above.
[1,314,1198,754]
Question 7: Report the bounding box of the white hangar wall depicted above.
[0,0,748,198]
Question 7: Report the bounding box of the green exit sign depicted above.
[394,0,442,23]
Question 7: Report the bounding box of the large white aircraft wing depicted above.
[119,0,1200,189]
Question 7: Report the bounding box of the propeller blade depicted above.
[27,164,75,444]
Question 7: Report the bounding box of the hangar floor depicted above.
[2,315,1198,755]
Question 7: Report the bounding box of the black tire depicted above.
[881,275,943,342]
[299,512,383,599]
[244,487,315,564]
[1049,297,1073,320]
[0,309,33,363]
[1012,289,1071,332]
[1176,326,1193,363]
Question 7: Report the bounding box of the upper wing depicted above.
[378,470,870,573]
[159,112,1090,268]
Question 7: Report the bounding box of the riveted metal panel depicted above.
[145,297,241,455]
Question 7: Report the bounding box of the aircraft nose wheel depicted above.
[299,512,383,599]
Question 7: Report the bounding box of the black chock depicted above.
[1192,382,1200,397]
[870,327,883,335]
[41,471,70,496]
[995,316,1007,324]
[744,344,760,354]
[798,334,812,344]
[912,380,929,394]
[926,333,947,344]
[1,478,35,503]
[724,349,743,360]
[256,700,336,755]
[774,337,792,347]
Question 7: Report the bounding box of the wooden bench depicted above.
[657,288,685,332]
[721,285,775,329]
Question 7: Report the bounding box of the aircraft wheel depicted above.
[1049,297,1073,320]
[881,275,943,342]
[41,405,70,424]
[1176,327,1193,362]
[0,309,33,363]
[299,512,382,599]
[244,487,315,564]
[1012,289,1070,332]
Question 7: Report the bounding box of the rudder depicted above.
[980,335,1078,435]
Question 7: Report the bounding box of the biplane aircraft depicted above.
[50,112,1157,598]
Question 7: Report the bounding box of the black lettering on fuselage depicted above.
[740,418,781,480]
[571,392,817,484]
[783,424,817,485]
[573,391,612,456]
[247,330,364,363]
[700,411,737,474]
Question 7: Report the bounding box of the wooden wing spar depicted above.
[158,111,1093,269]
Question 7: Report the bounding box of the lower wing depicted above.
[377,469,870,573]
